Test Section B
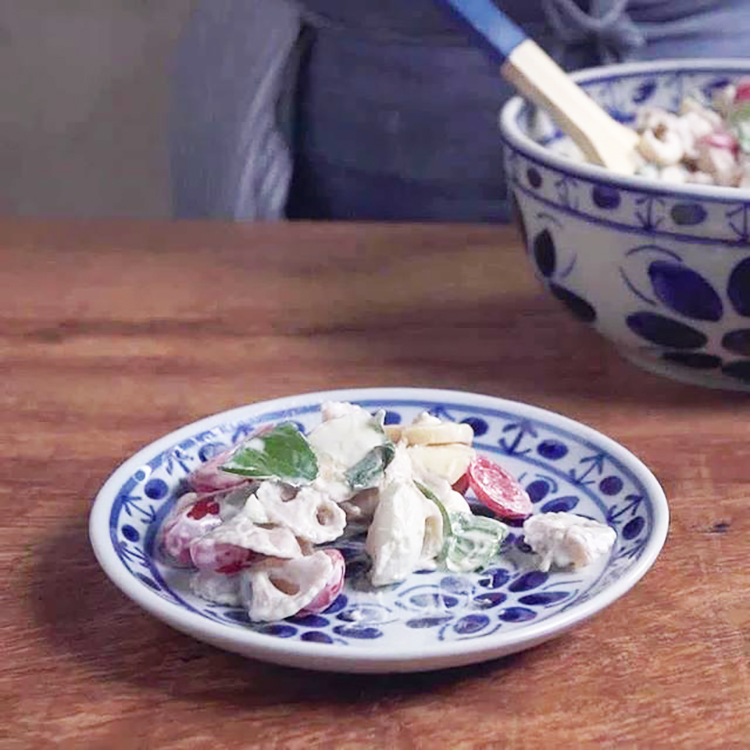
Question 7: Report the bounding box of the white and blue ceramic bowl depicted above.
[90,388,668,673]
[500,59,750,390]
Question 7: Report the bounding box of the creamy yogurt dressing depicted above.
[307,405,387,472]
[307,403,389,504]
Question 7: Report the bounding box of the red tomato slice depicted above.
[452,473,470,496]
[300,549,345,615]
[190,539,251,572]
[735,79,750,102]
[159,499,223,566]
[189,425,278,492]
[699,131,738,152]
[186,497,221,520]
[467,455,532,520]
[188,447,246,493]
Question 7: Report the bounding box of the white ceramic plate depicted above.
[89,388,668,673]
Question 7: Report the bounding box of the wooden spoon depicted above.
[441,0,639,175]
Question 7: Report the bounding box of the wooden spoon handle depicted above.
[439,0,638,174]
[503,39,639,173]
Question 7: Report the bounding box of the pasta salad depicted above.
[633,77,750,187]
[157,402,615,622]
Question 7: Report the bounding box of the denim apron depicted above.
[171,0,750,222]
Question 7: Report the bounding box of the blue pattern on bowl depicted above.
[500,60,750,390]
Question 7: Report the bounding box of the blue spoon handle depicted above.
[439,0,527,63]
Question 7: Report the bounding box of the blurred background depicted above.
[7,2,749,223]
[0,1,195,218]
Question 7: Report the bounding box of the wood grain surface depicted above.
[2,220,749,749]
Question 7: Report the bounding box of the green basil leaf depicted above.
[417,483,507,571]
[443,513,508,573]
[345,442,396,491]
[730,101,750,123]
[221,422,318,485]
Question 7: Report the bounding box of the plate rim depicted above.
[89,387,669,671]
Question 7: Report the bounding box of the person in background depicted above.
[170,0,750,224]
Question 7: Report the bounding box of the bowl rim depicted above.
[499,57,750,202]
[89,387,670,672]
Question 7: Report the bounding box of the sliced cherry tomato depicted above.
[188,447,245,493]
[189,426,276,492]
[159,499,223,566]
[187,497,221,520]
[215,552,261,574]
[300,549,345,615]
[467,455,532,520]
[698,131,738,151]
[190,539,252,572]
[735,79,750,102]
[452,473,470,496]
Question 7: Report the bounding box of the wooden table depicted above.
[3,220,749,748]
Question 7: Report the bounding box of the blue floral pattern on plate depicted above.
[103,391,665,653]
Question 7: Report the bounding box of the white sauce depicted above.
[411,411,443,427]
[308,409,385,470]
[190,569,242,606]
[201,510,303,559]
